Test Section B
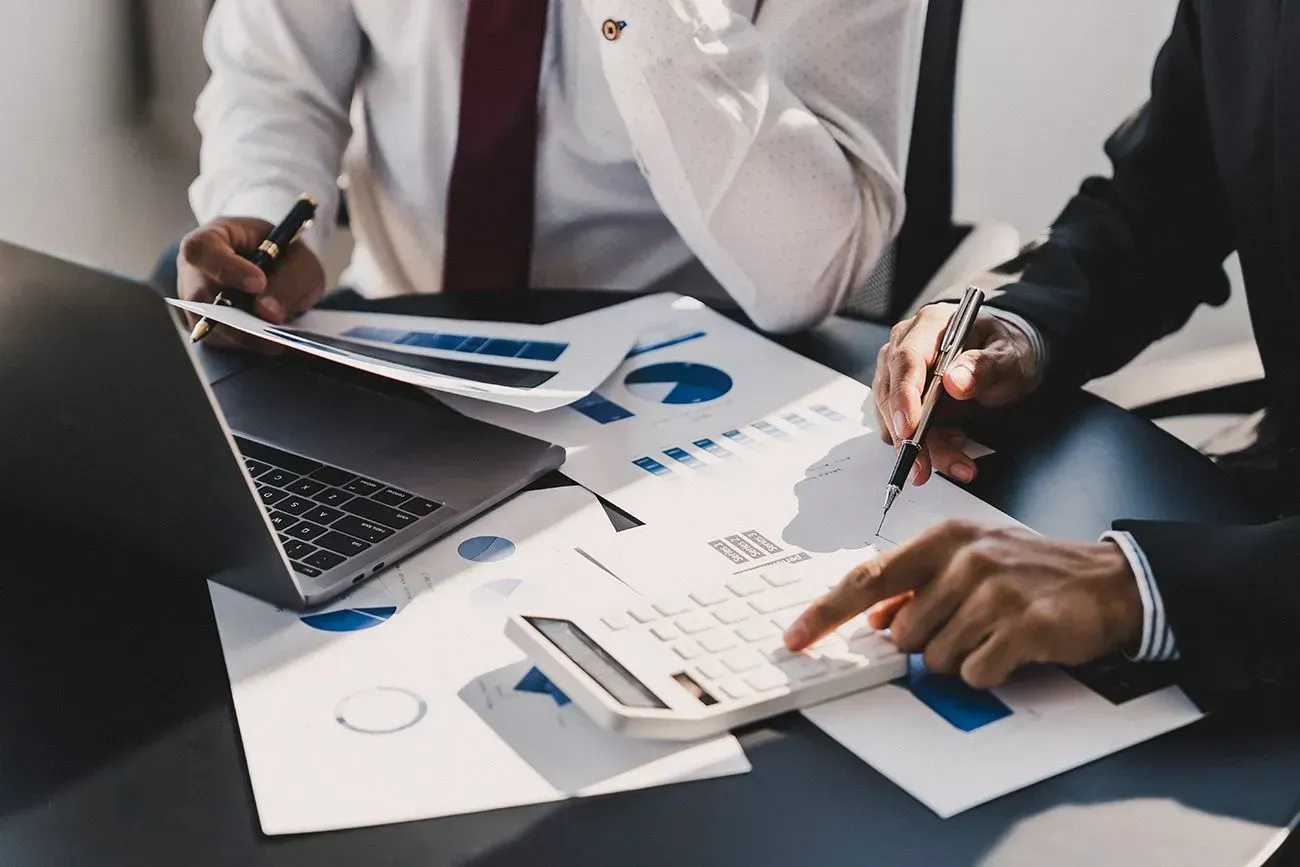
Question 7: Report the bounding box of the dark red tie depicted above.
[442,0,551,293]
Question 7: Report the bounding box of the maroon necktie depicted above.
[442,0,552,293]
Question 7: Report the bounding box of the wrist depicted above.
[1094,540,1143,654]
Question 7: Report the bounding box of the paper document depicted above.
[208,487,750,835]
[169,301,640,412]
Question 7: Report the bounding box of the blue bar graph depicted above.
[633,457,673,477]
[898,656,1012,732]
[693,438,733,458]
[571,392,635,424]
[810,404,848,422]
[752,420,788,440]
[664,447,707,469]
[722,429,756,447]
[342,326,568,362]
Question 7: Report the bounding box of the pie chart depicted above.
[300,606,397,632]
[458,535,516,563]
[624,362,733,405]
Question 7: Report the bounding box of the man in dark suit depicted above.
[784,0,1300,710]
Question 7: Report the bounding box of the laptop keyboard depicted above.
[234,436,443,579]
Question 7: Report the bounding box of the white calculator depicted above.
[505,562,907,741]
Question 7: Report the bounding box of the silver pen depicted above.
[876,285,986,535]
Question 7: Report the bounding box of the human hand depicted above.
[177,217,326,350]
[783,521,1141,689]
[874,306,1039,486]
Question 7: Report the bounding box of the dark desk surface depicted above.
[2,291,1298,867]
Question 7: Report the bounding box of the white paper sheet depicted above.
[207,487,750,835]
[169,301,640,412]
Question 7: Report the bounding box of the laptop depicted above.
[0,241,565,610]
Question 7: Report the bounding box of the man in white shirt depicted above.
[177,0,917,343]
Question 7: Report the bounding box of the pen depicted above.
[876,285,986,535]
[189,194,318,343]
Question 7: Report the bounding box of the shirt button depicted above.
[602,19,627,41]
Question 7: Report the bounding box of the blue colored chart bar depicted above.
[722,429,756,447]
[752,421,788,440]
[783,413,815,431]
[664,447,707,469]
[898,656,1012,732]
[571,392,635,424]
[633,457,673,477]
[693,438,733,458]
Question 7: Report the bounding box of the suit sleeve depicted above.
[1113,517,1300,710]
[984,0,1236,390]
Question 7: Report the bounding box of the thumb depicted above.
[943,343,1023,403]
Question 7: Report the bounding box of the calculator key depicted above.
[699,631,739,653]
[761,568,802,587]
[278,495,313,516]
[651,624,681,642]
[284,477,327,498]
[745,667,791,692]
[400,497,442,517]
[303,549,346,571]
[713,601,753,625]
[673,641,702,660]
[304,505,344,526]
[628,606,659,624]
[696,661,726,680]
[777,654,830,682]
[332,516,394,544]
[722,649,764,673]
[315,531,372,557]
[749,584,821,615]
[372,487,414,508]
[849,632,897,657]
[601,612,633,631]
[719,680,752,700]
[652,597,693,617]
[674,612,714,635]
[689,586,732,607]
[343,477,383,496]
[725,575,768,596]
[769,609,802,630]
[837,618,874,641]
[737,620,779,642]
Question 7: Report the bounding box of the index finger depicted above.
[783,524,976,651]
[889,312,948,439]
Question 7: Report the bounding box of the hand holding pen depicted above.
[870,287,1042,500]
[177,195,326,348]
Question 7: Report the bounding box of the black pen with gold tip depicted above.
[189,194,318,343]
[876,285,986,536]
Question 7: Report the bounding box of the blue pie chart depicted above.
[458,535,517,563]
[624,362,733,405]
[300,606,397,632]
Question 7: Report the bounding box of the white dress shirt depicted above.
[190,0,920,333]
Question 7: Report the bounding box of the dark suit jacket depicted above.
[986,0,1300,709]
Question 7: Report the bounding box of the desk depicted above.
[2,292,1298,867]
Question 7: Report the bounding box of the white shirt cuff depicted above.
[932,302,1048,389]
[1101,530,1180,662]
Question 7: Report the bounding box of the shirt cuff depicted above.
[1101,530,1180,662]
[214,186,333,259]
[931,302,1049,389]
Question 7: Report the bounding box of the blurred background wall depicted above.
[0,0,1258,421]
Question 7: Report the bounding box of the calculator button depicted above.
[749,585,821,615]
[769,609,802,630]
[837,618,874,641]
[652,597,693,617]
[726,575,768,596]
[762,569,802,587]
[745,667,791,692]
[675,612,714,634]
[722,649,764,673]
[719,680,752,700]
[673,641,702,660]
[651,623,681,642]
[737,620,779,642]
[629,607,660,624]
[699,631,739,653]
[849,632,897,657]
[696,661,726,680]
[713,601,753,625]
[777,654,830,682]
[689,586,732,607]
[601,612,633,631]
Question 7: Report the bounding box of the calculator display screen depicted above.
[526,617,668,709]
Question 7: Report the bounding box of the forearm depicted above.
[582,0,910,333]
[190,0,362,255]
